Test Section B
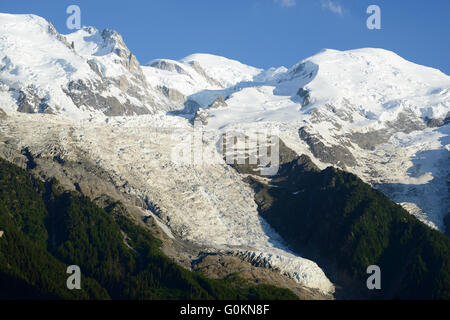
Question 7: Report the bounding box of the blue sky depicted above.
[2,0,449,74]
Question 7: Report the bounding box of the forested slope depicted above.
[0,158,296,300]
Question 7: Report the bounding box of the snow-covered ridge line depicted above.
[1,13,449,122]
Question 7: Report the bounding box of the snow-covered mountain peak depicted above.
[180,53,263,87]
[146,58,190,74]
[0,13,56,36]
[284,48,450,120]
[0,13,101,117]
[0,13,77,68]
[65,26,129,58]
[0,14,185,118]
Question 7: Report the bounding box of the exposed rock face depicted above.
[87,60,102,78]
[189,61,224,88]
[298,102,435,170]
[344,109,427,151]
[150,60,189,75]
[156,85,205,112]
[189,96,228,126]
[14,86,52,114]
[425,113,450,128]
[297,88,311,107]
[192,254,333,300]
[194,108,210,125]
[159,86,186,105]
[299,126,357,169]
[64,79,150,116]
[0,108,7,119]
[96,28,143,77]
[286,60,318,81]
[427,118,445,128]
[63,27,162,115]
[47,22,73,50]
[208,95,227,109]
